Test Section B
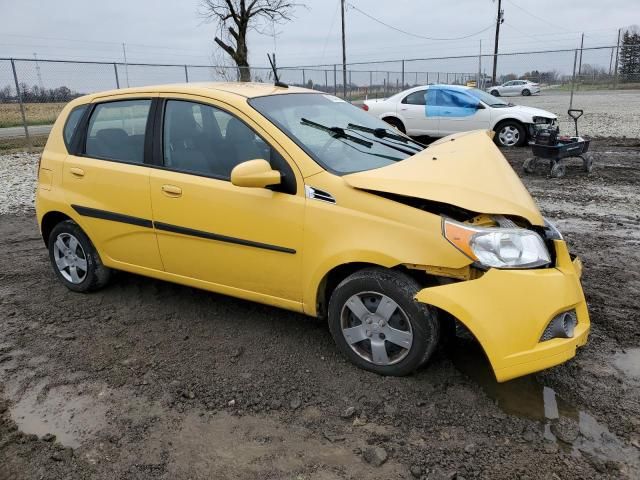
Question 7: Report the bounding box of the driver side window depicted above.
[162,100,296,193]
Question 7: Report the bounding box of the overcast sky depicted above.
[1,0,636,67]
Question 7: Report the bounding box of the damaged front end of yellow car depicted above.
[342,130,590,382]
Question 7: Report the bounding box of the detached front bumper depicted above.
[415,240,589,382]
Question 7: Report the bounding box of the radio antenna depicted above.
[267,53,288,88]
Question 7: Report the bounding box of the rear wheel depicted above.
[490,89,500,96]
[328,268,440,376]
[495,120,526,147]
[48,220,111,292]
[522,88,531,96]
[383,117,406,133]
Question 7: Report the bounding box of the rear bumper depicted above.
[415,240,589,382]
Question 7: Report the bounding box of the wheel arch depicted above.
[313,261,453,320]
[40,210,73,245]
[492,117,529,145]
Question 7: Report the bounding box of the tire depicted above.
[48,220,111,292]
[327,268,440,376]
[522,88,531,96]
[582,153,594,173]
[523,157,538,174]
[495,120,526,147]
[550,162,566,178]
[490,89,500,96]
[383,117,406,133]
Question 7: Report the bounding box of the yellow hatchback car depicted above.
[36,83,589,382]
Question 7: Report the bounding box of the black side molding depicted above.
[71,204,153,228]
[70,204,296,254]
[154,221,296,254]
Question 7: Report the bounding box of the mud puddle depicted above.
[613,348,640,383]
[452,340,640,475]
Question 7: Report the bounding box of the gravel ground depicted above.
[514,89,640,139]
[0,152,37,214]
[1,141,640,479]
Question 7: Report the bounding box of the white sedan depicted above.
[362,84,556,147]
[488,80,540,97]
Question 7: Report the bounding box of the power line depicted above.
[346,2,495,41]
[504,0,567,31]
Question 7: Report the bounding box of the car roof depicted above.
[82,82,318,101]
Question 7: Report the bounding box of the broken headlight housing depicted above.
[443,218,551,269]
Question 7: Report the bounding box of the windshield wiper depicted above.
[347,123,425,151]
[345,124,422,155]
[300,118,372,148]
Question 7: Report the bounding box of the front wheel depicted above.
[48,220,111,292]
[522,88,531,96]
[490,89,500,96]
[328,268,440,376]
[495,121,526,147]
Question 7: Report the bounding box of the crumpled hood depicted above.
[343,130,544,226]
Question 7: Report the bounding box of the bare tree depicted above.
[200,0,298,82]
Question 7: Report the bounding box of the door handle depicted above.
[69,167,85,178]
[161,184,182,197]
[400,108,408,111]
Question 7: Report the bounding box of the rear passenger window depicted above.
[85,100,151,164]
[402,90,426,105]
[63,105,87,149]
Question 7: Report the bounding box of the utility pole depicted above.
[341,0,347,99]
[478,39,482,87]
[491,0,504,85]
[33,53,44,90]
[613,28,622,89]
[122,42,130,88]
[578,33,584,75]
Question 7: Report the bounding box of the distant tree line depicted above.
[0,84,82,103]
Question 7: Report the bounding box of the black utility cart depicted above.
[524,109,595,178]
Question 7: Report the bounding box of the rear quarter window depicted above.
[63,105,88,150]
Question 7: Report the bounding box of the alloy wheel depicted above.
[52,232,88,284]
[340,291,413,366]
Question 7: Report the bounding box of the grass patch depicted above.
[0,135,48,153]
[0,102,66,128]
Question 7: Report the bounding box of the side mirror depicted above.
[230,159,281,189]
[475,103,485,110]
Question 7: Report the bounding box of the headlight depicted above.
[443,218,551,269]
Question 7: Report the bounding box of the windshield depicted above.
[249,93,421,174]
[466,88,510,107]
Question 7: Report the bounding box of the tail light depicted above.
[361,104,369,111]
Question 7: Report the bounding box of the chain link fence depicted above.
[1,44,639,143]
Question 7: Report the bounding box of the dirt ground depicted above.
[1,139,640,479]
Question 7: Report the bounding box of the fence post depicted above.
[386,71,389,97]
[333,64,337,96]
[569,49,578,110]
[325,69,328,89]
[10,59,31,147]
[401,60,405,87]
[184,65,189,83]
[113,63,120,88]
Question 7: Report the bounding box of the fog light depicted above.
[540,311,577,342]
